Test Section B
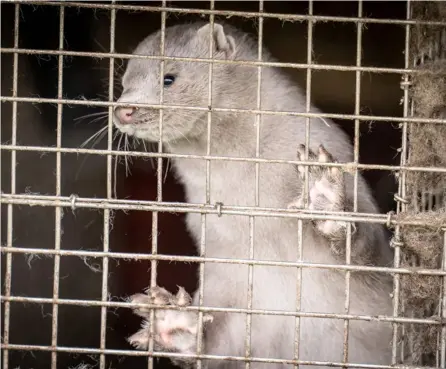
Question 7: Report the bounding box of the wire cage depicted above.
[1,1,445,369]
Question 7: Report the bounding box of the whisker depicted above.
[114,133,125,199]
[112,129,121,145]
[74,126,109,181]
[80,125,108,149]
[172,126,192,144]
[141,139,148,153]
[93,38,109,54]
[161,132,175,183]
[91,115,111,124]
[74,111,109,125]
[132,137,139,151]
[124,134,132,177]
[128,136,134,172]
[163,156,171,184]
[140,138,156,170]
[74,111,108,121]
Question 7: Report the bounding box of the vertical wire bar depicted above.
[303,0,313,201]
[440,230,446,368]
[205,5,214,206]
[293,210,304,369]
[2,5,20,369]
[294,1,314,365]
[50,7,65,368]
[246,2,264,367]
[404,48,421,361]
[343,224,353,366]
[148,4,166,369]
[196,3,216,368]
[401,49,418,364]
[392,0,412,364]
[353,1,363,264]
[197,210,207,369]
[342,1,363,365]
[99,4,116,368]
[246,213,254,369]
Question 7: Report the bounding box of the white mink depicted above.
[113,22,394,369]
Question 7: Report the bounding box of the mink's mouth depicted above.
[113,120,150,136]
[113,120,177,143]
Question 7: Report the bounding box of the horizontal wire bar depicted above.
[0,47,429,75]
[1,96,446,125]
[1,144,446,174]
[2,245,446,277]
[1,295,442,326]
[3,0,446,27]
[1,192,444,227]
[0,343,441,369]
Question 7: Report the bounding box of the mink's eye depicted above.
[163,74,175,87]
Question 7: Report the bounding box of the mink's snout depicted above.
[114,106,137,125]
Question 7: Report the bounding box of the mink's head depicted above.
[113,22,259,143]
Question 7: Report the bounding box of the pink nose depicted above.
[115,106,136,125]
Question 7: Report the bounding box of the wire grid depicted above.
[1,1,446,369]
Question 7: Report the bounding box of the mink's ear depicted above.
[196,23,236,59]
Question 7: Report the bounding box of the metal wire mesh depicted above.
[1,1,446,369]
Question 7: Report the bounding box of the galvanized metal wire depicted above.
[2,4,20,369]
[1,1,446,369]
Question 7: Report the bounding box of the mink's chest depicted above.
[174,158,297,210]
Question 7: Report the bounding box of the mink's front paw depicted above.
[127,286,212,367]
[288,144,349,243]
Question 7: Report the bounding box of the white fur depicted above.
[115,22,394,369]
